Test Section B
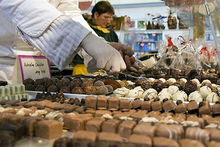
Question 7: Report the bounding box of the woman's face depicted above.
[93,12,113,28]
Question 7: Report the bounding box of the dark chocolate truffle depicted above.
[47,85,58,92]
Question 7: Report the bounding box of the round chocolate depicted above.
[71,87,84,94]
[94,80,105,86]
[184,81,197,95]
[84,86,96,95]
[47,85,58,92]
[60,87,70,93]
[95,86,108,95]
[105,85,113,93]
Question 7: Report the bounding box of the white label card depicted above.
[18,55,51,81]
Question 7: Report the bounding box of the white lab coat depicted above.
[0,0,93,84]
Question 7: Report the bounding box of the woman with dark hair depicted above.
[89,1,119,42]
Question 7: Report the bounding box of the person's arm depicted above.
[0,0,126,72]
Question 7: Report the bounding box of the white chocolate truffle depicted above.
[142,88,158,99]
[158,88,171,101]
[168,85,179,95]
[188,91,203,102]
[159,78,166,83]
[127,86,144,98]
[167,78,176,85]
[191,79,200,89]
[113,87,130,97]
[202,80,211,85]
[180,78,187,83]
[147,78,155,83]
[199,86,212,99]
[172,90,187,102]
[206,92,220,103]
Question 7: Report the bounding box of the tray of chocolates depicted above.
[1,93,220,147]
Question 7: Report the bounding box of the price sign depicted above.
[12,55,51,83]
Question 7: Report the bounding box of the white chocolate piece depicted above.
[168,85,179,95]
[147,78,155,83]
[142,88,158,99]
[202,79,211,85]
[172,90,187,102]
[200,86,212,99]
[127,86,144,98]
[167,78,176,85]
[113,87,130,97]
[158,88,171,101]
[206,92,219,103]
[188,91,203,102]
[159,78,166,83]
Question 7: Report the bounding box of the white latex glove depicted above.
[81,33,126,72]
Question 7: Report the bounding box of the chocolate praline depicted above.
[72,87,84,94]
[84,86,96,95]
[47,85,58,92]
[184,81,197,95]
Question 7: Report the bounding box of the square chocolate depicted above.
[102,119,120,133]
[132,99,143,109]
[95,110,112,117]
[199,101,211,115]
[187,101,198,112]
[175,103,187,113]
[120,99,132,111]
[74,130,97,142]
[128,134,152,147]
[36,120,63,139]
[179,139,205,147]
[63,114,92,131]
[162,100,176,112]
[118,120,136,138]
[206,128,220,142]
[155,124,184,140]
[86,117,105,132]
[108,97,119,111]
[85,96,97,110]
[212,103,220,115]
[97,95,107,110]
[185,127,210,143]
[151,101,162,111]
[207,141,220,147]
[97,132,123,147]
[133,122,156,138]
[153,137,179,147]
[141,100,152,111]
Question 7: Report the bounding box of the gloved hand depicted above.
[81,33,126,72]
[108,42,134,57]
[108,42,136,68]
